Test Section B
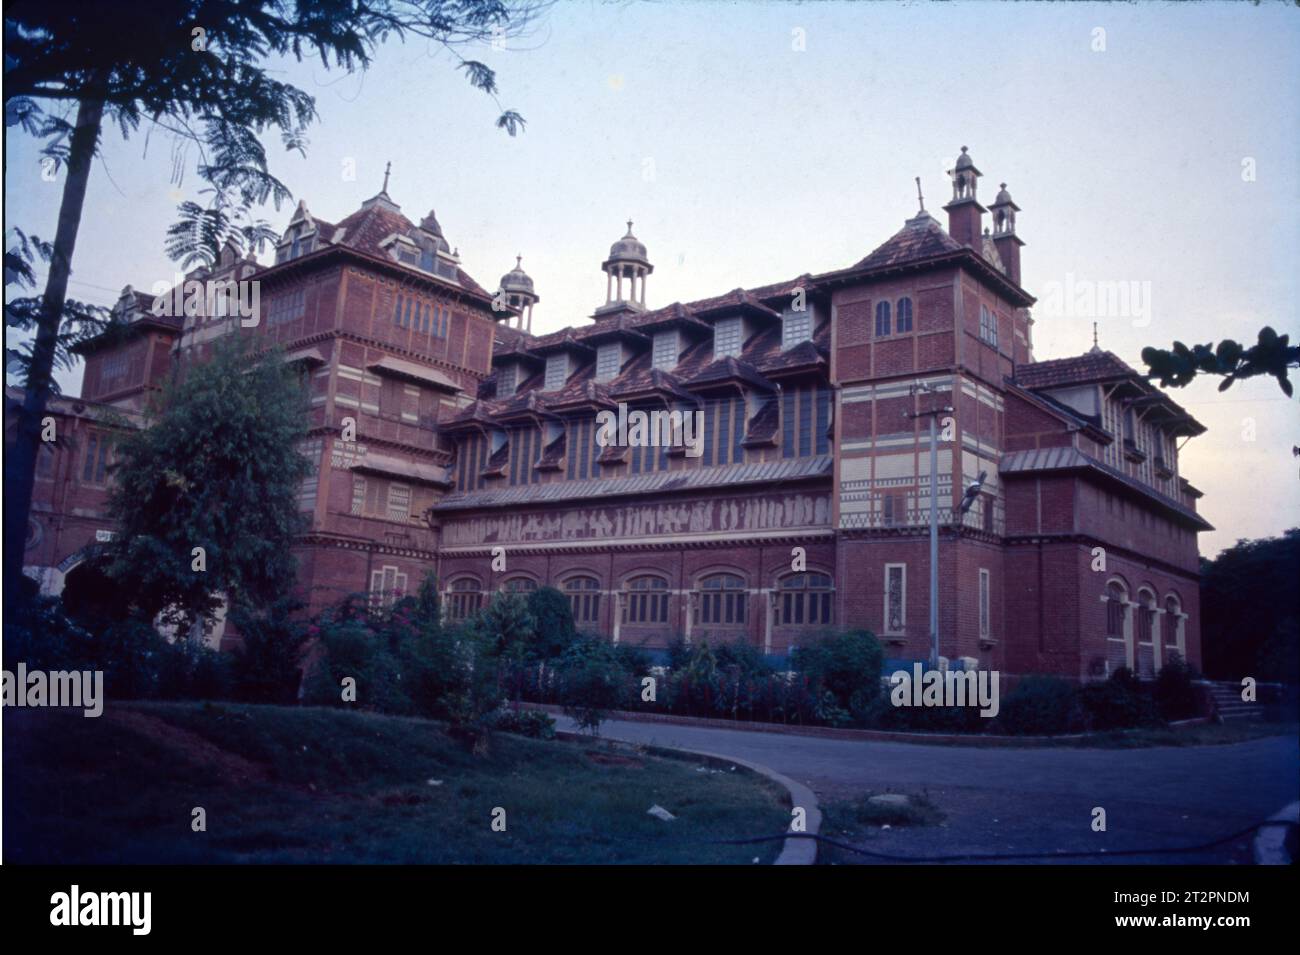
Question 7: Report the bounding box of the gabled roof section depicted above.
[850,210,965,272]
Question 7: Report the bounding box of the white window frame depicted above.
[369,565,409,609]
[782,308,813,350]
[978,568,991,639]
[387,482,411,522]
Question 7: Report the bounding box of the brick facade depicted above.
[12,149,1212,677]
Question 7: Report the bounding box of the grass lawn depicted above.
[3,701,790,864]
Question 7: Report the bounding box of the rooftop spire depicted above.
[915,176,925,213]
[381,161,392,195]
[1090,322,1101,353]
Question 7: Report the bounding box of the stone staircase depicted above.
[1201,681,1264,722]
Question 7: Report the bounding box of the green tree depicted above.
[1142,327,1299,398]
[1200,529,1300,682]
[105,338,311,631]
[3,0,545,608]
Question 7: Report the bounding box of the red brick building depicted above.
[14,147,1211,678]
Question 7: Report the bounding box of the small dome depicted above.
[500,255,535,294]
[993,182,1013,205]
[954,146,975,170]
[607,220,649,263]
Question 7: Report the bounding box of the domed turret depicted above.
[496,255,539,331]
[597,220,653,316]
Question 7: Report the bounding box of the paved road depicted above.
[557,716,1300,864]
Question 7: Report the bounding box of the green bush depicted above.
[1078,676,1160,731]
[557,637,632,733]
[491,707,557,739]
[228,600,310,705]
[996,676,1081,735]
[526,586,576,659]
[1152,656,1202,721]
[791,629,884,721]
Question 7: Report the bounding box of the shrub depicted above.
[1152,655,1202,721]
[791,629,884,721]
[491,706,557,740]
[996,676,1081,735]
[1078,676,1160,731]
[229,600,311,705]
[526,586,576,659]
[557,637,632,733]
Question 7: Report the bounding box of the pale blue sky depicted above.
[5,0,1298,556]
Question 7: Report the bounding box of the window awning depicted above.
[367,356,461,393]
[351,451,451,486]
[280,346,328,367]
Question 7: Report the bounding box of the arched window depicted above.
[777,572,833,626]
[696,573,747,626]
[1105,579,1131,674]
[896,297,913,333]
[1164,594,1185,661]
[1135,588,1157,678]
[874,300,891,337]
[564,576,602,626]
[623,575,669,624]
[502,577,537,595]
[447,577,482,621]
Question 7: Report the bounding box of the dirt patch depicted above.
[585,751,645,768]
[105,708,271,786]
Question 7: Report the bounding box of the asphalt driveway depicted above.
[557,716,1300,864]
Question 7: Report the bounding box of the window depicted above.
[298,438,323,511]
[713,317,742,359]
[565,576,602,625]
[623,575,669,624]
[652,331,679,370]
[394,294,406,327]
[351,475,367,515]
[896,297,913,333]
[447,578,482,621]
[420,247,435,273]
[881,491,907,526]
[982,494,996,533]
[82,431,111,484]
[497,363,518,398]
[1105,579,1131,674]
[387,483,411,522]
[884,564,906,635]
[544,354,569,391]
[369,565,409,609]
[782,308,812,349]
[979,304,998,348]
[503,577,537,594]
[875,301,891,337]
[596,343,622,381]
[36,442,56,480]
[696,573,747,626]
[1164,595,1185,659]
[778,572,833,626]
[101,351,129,386]
[267,288,306,327]
[978,569,991,639]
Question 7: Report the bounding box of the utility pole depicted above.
[907,383,953,670]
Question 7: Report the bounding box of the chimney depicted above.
[989,182,1025,287]
[942,146,985,248]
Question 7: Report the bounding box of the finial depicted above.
[915,176,925,213]
[382,161,391,194]
[1000,182,1007,190]
[960,145,968,154]
[1092,322,1100,351]
[626,219,634,234]
[516,254,522,268]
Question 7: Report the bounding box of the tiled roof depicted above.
[849,211,965,272]
[1012,350,1139,389]
[433,454,833,512]
[999,447,1212,529]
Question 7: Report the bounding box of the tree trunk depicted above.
[4,95,105,610]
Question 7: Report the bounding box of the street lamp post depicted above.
[907,384,952,671]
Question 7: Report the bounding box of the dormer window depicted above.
[782,307,812,350]
[544,354,570,391]
[713,317,743,360]
[596,343,623,381]
[497,363,518,398]
[652,330,679,370]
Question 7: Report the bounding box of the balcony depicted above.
[1154,455,1174,479]
[1122,438,1146,463]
